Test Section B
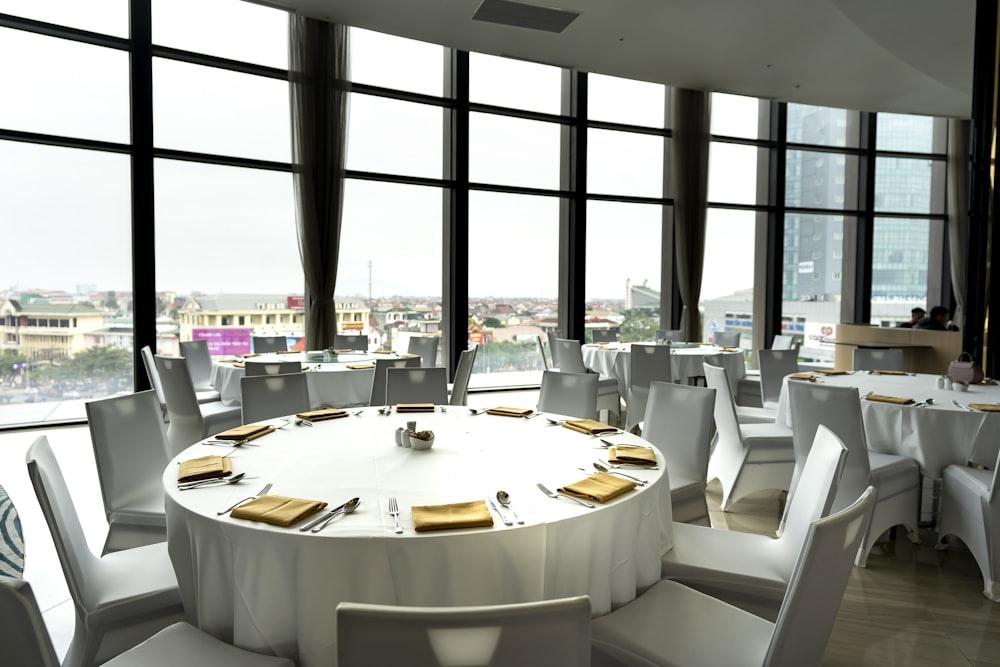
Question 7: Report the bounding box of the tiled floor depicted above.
[2,390,999,665]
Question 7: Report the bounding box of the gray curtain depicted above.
[289,16,349,350]
[947,118,969,329]
[671,89,712,342]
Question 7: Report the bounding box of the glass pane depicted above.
[346,93,443,179]
[0,141,133,426]
[711,92,765,139]
[154,58,291,162]
[586,201,662,343]
[871,217,930,326]
[787,104,855,147]
[709,142,764,205]
[468,192,560,384]
[469,53,562,115]
[785,150,857,210]
[875,157,945,215]
[587,73,665,128]
[588,128,664,198]
[152,0,288,69]
[876,113,935,152]
[0,28,130,143]
[0,0,128,37]
[350,27,445,97]
[781,213,848,366]
[701,208,757,349]
[469,113,561,190]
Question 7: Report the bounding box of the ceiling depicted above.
[258,0,976,119]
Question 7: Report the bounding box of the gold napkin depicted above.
[214,424,275,441]
[486,406,534,417]
[864,394,915,405]
[412,500,494,532]
[396,403,435,413]
[218,357,240,363]
[177,455,232,483]
[334,348,353,353]
[296,408,348,422]
[814,369,850,376]
[347,363,375,370]
[871,370,908,376]
[787,373,816,382]
[399,353,419,359]
[276,350,299,355]
[562,419,619,436]
[969,403,1000,412]
[719,346,741,352]
[372,350,396,354]
[608,446,657,466]
[559,473,635,503]
[232,362,246,369]
[241,353,260,358]
[229,495,327,526]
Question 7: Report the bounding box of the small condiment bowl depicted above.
[409,431,435,450]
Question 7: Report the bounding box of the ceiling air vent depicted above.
[472,0,580,33]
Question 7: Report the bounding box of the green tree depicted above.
[483,317,503,328]
[619,309,659,342]
[102,290,120,311]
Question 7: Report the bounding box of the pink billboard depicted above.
[192,328,253,356]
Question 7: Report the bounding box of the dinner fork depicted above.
[536,482,594,508]
[388,496,403,533]
[217,482,272,515]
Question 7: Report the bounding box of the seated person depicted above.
[914,305,959,331]
[898,307,926,328]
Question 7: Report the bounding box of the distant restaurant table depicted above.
[210,351,411,408]
[581,342,746,397]
[164,408,671,666]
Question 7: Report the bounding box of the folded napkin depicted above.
[969,403,1000,412]
[559,473,635,503]
[177,455,232,483]
[787,373,816,382]
[608,446,657,466]
[217,357,240,363]
[232,362,246,369]
[719,346,741,352]
[562,419,619,436]
[871,370,908,376]
[486,406,534,417]
[412,500,494,532]
[814,369,850,376]
[396,403,435,413]
[334,348,353,353]
[276,350,299,355]
[399,353,419,359]
[214,423,275,441]
[864,394,915,405]
[241,353,260,358]
[372,350,396,354]
[347,363,375,370]
[229,495,327,526]
[296,408,348,422]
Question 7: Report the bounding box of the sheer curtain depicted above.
[947,118,969,329]
[289,15,349,350]
[671,89,712,342]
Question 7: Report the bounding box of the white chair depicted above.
[704,362,795,511]
[592,328,618,343]
[177,340,222,399]
[386,367,449,405]
[714,330,741,347]
[592,486,877,667]
[141,345,219,420]
[656,329,685,343]
[369,356,420,407]
[660,424,848,616]
[852,347,904,372]
[85,390,169,555]
[770,334,798,351]
[0,482,24,578]
[251,335,287,353]
[787,381,920,566]
[535,335,551,370]
[538,370,598,420]
[154,355,243,457]
[334,333,368,351]
[25,436,186,667]
[553,338,621,424]
[642,380,714,524]
[241,373,311,424]
[337,595,591,667]
[244,360,302,376]
[547,330,561,368]
[703,353,771,424]
[0,577,293,667]
[626,343,672,434]
[758,348,799,409]
[449,347,478,406]
[407,335,440,368]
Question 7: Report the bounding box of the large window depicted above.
[347,94,444,179]
[701,209,759,348]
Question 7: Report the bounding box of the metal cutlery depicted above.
[953,399,974,412]
[496,490,523,524]
[388,496,403,533]
[536,482,594,508]
[295,418,314,427]
[469,408,485,416]
[592,462,648,485]
[603,460,659,470]
[217,482,272,515]
[179,472,246,490]
[545,418,567,426]
[307,497,361,533]
[488,497,513,525]
[299,497,359,532]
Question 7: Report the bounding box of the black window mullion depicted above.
[443,50,469,378]
[765,102,787,347]
[854,113,877,324]
[559,70,586,341]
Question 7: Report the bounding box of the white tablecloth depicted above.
[581,342,746,397]
[775,372,1000,478]
[164,408,672,666]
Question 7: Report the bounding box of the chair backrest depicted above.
[251,336,287,354]
[702,361,744,455]
[535,335,550,371]
[538,370,598,420]
[764,486,877,667]
[369,357,420,407]
[386,367,449,405]
[0,483,25,579]
[553,338,587,374]
[714,330,741,347]
[642,380,714,483]
[969,416,1000,501]
[450,347,478,406]
[337,595,592,667]
[241,373,312,423]
[154,355,202,421]
[407,336,440,368]
[244,360,302,377]
[0,578,61,667]
[592,328,618,343]
[627,344,673,432]
[178,340,214,389]
[656,329,685,343]
[770,334,798,351]
[85,390,170,523]
[852,347,904,372]
[547,330,561,367]
[758,349,800,406]
[140,345,166,413]
[334,334,368,352]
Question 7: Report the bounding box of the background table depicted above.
[164,408,671,666]
[582,342,746,398]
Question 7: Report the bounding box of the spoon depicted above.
[546,418,566,426]
[310,497,361,533]
[300,496,360,531]
[179,472,246,490]
[592,462,647,485]
[496,490,524,524]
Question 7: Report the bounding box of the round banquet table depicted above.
[774,371,1000,478]
[163,407,672,666]
[581,342,746,397]
[209,351,410,408]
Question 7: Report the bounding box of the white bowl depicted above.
[953,381,969,392]
[409,432,435,450]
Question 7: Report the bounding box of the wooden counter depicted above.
[832,324,962,374]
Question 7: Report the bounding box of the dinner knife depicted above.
[299,498,352,531]
[488,497,513,525]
